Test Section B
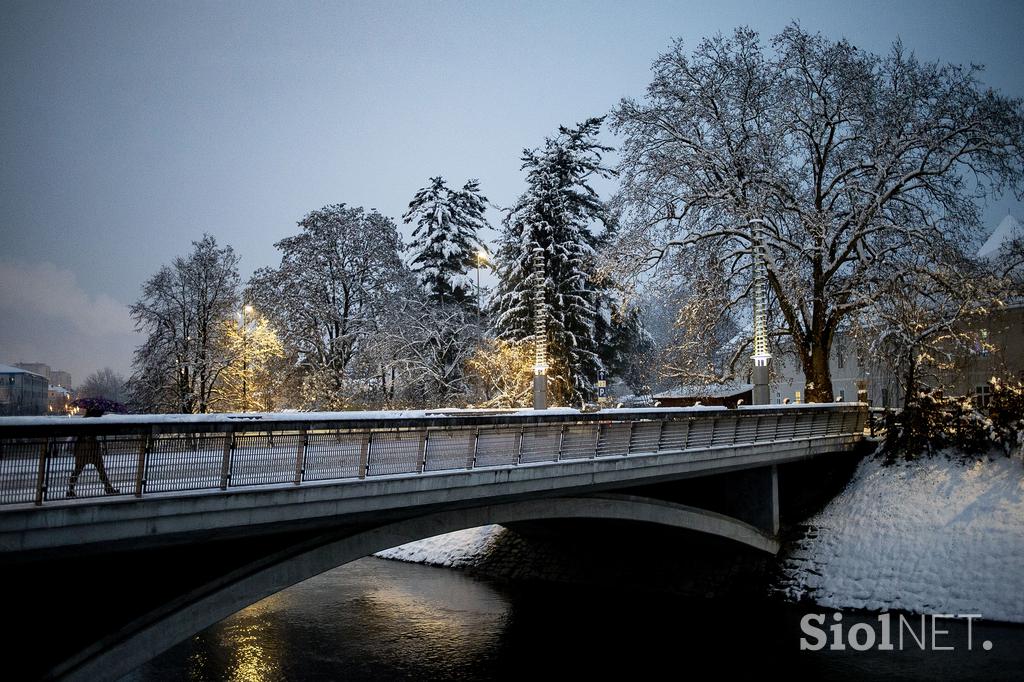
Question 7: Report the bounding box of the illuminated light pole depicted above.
[240,304,254,411]
[532,246,547,410]
[750,223,771,405]
[476,248,488,327]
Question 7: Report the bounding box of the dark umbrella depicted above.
[70,397,129,417]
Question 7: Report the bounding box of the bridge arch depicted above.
[56,495,777,681]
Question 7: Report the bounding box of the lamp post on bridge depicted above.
[750,223,771,405]
[532,246,547,410]
[239,304,254,411]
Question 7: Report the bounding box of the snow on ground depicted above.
[375,525,505,567]
[781,452,1024,623]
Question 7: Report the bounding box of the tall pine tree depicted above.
[403,176,490,309]
[492,117,620,405]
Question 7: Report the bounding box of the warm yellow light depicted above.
[477,249,489,263]
[244,305,255,315]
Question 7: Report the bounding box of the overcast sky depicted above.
[2,0,1023,384]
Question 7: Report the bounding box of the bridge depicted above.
[0,403,866,680]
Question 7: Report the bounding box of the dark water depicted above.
[126,557,1024,681]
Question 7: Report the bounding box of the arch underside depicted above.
[57,494,777,681]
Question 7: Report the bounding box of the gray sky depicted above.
[2,0,1023,384]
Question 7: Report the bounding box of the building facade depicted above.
[48,385,73,414]
[13,363,72,390]
[0,364,48,415]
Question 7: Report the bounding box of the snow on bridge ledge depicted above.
[0,403,871,443]
[0,401,863,430]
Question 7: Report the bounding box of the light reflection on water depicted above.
[128,557,511,682]
[185,597,288,682]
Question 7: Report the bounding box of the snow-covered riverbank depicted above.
[376,524,504,569]
[780,453,1024,623]
[377,452,1024,623]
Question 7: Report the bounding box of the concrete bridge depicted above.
[0,403,866,680]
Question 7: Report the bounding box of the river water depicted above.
[126,556,1023,681]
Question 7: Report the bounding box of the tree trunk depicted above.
[803,342,834,403]
[902,348,917,410]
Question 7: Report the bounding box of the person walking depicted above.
[67,406,119,497]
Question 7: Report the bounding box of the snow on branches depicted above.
[492,117,623,405]
[403,176,490,310]
[611,24,1024,402]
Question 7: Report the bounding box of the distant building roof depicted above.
[977,214,1023,260]
[654,383,754,400]
[0,363,46,378]
[48,385,71,395]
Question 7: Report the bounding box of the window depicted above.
[975,385,992,408]
[881,388,889,408]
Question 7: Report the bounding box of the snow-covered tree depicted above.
[219,314,285,412]
[653,251,745,386]
[249,204,407,410]
[77,368,128,404]
[377,299,482,407]
[403,177,490,309]
[611,25,1024,402]
[854,243,1003,406]
[129,235,240,413]
[492,117,622,405]
[465,338,534,408]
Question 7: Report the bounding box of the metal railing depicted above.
[0,404,866,507]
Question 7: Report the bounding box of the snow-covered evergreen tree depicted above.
[403,176,490,309]
[492,117,620,405]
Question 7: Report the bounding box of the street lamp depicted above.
[476,249,489,327]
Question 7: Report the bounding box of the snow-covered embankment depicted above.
[780,453,1024,623]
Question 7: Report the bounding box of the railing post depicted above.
[416,430,428,474]
[655,419,666,453]
[468,428,479,469]
[555,424,566,462]
[359,432,371,479]
[34,438,49,506]
[294,428,306,485]
[515,425,525,465]
[134,434,150,498]
[220,431,234,491]
[591,422,602,458]
[625,421,634,455]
